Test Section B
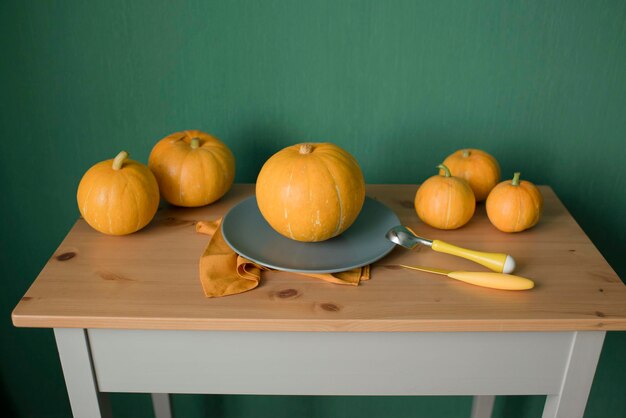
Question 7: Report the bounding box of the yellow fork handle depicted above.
[431,240,516,273]
[447,271,534,290]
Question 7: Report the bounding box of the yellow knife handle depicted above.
[447,271,534,290]
[431,240,516,273]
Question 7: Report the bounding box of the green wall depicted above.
[1,1,624,417]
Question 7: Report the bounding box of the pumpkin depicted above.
[486,172,543,232]
[77,151,160,235]
[415,164,476,230]
[148,130,235,207]
[441,149,500,201]
[256,143,365,242]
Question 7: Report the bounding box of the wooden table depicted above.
[12,184,626,418]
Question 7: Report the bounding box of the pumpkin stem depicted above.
[462,149,471,158]
[512,172,521,186]
[299,143,313,154]
[190,138,200,149]
[437,164,452,177]
[112,151,129,170]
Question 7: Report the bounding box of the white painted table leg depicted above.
[471,395,495,418]
[54,328,112,418]
[542,331,605,418]
[151,393,173,418]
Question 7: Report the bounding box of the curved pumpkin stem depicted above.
[512,172,521,186]
[437,164,452,177]
[462,149,471,158]
[190,138,200,149]
[112,151,129,170]
[299,143,313,154]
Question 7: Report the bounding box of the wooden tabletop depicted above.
[12,184,626,332]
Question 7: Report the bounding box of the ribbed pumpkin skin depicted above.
[415,169,476,230]
[442,149,500,201]
[148,130,235,207]
[77,156,159,235]
[256,143,365,242]
[486,176,543,232]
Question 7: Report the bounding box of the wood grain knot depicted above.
[163,217,195,227]
[269,288,301,300]
[595,311,606,318]
[598,288,604,293]
[56,252,76,261]
[399,200,414,209]
[97,271,134,282]
[320,303,340,312]
[276,288,299,299]
[569,249,576,253]
[21,296,33,301]
[589,271,619,283]
[383,265,402,270]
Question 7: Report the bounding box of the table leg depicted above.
[542,331,605,418]
[151,393,173,418]
[471,395,495,418]
[54,328,112,418]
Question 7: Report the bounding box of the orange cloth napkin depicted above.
[196,220,370,297]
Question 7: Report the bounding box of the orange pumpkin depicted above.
[256,143,365,242]
[486,172,543,232]
[415,164,476,229]
[77,151,160,235]
[441,149,500,201]
[148,130,235,207]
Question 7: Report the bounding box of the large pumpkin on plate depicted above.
[77,151,160,235]
[148,130,235,207]
[442,149,500,201]
[256,143,365,242]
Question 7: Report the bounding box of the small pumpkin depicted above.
[148,130,235,207]
[77,151,160,235]
[256,143,365,242]
[441,149,500,201]
[486,172,543,232]
[415,164,476,230]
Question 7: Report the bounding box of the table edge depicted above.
[12,312,626,332]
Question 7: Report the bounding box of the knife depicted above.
[396,264,534,290]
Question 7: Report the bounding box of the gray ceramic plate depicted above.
[221,196,400,273]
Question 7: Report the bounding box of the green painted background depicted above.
[1,0,625,417]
